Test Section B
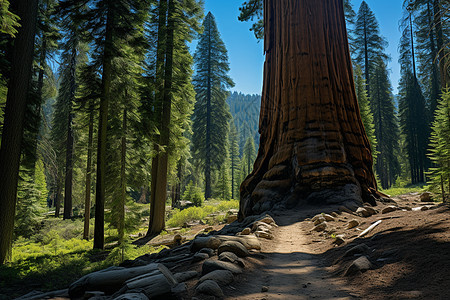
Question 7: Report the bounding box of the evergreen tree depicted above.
[241,136,256,182]
[192,12,234,200]
[229,120,240,199]
[428,90,450,201]
[354,1,389,94]
[370,58,400,188]
[355,65,377,158]
[146,0,202,236]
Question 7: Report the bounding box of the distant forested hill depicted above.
[226,92,261,152]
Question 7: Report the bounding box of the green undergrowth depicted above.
[380,182,426,197]
[166,199,239,228]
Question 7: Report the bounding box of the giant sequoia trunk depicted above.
[239,0,377,219]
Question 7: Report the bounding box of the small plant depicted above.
[182,181,204,207]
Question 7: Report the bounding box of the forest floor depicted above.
[218,193,450,299]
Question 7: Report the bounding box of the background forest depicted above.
[0,0,449,295]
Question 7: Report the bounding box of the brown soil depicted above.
[220,194,450,299]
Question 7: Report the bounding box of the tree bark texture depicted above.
[148,0,175,236]
[94,7,114,250]
[0,0,39,264]
[239,0,377,219]
[83,102,94,240]
[63,42,77,220]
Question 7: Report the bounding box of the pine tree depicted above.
[370,58,400,188]
[428,90,450,201]
[192,12,234,200]
[241,136,256,182]
[146,0,202,236]
[355,65,377,158]
[354,1,389,94]
[229,120,240,199]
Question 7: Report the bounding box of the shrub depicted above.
[182,181,204,207]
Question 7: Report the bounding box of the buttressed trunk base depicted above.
[239,0,378,219]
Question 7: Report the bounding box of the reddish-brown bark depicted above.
[239,0,378,219]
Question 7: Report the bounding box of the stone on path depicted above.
[382,206,398,214]
[255,230,274,240]
[346,219,359,229]
[196,280,224,297]
[313,222,327,232]
[219,251,239,264]
[199,248,215,257]
[218,241,249,257]
[420,192,432,202]
[356,207,371,217]
[344,256,373,276]
[199,270,234,285]
[240,228,251,235]
[202,260,243,275]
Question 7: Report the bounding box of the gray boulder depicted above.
[202,260,243,275]
[218,241,249,257]
[199,270,234,285]
[196,280,224,297]
[343,244,370,258]
[344,256,373,276]
[174,271,198,283]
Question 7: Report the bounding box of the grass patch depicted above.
[380,183,425,197]
[166,199,239,228]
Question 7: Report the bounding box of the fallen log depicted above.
[69,264,162,298]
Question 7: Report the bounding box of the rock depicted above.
[241,228,251,235]
[346,219,359,229]
[412,206,429,211]
[333,235,345,245]
[261,286,269,292]
[113,292,149,300]
[202,260,243,275]
[199,270,234,285]
[218,241,249,257]
[420,192,432,202]
[252,221,272,232]
[199,248,215,257]
[173,234,183,246]
[362,206,377,215]
[313,216,326,226]
[193,252,210,262]
[258,215,276,225]
[255,231,274,239]
[343,244,370,258]
[313,222,327,232]
[174,271,198,283]
[85,291,105,298]
[344,256,373,276]
[381,206,398,214]
[227,214,238,224]
[331,212,339,218]
[356,207,371,217]
[322,214,335,222]
[196,280,224,297]
[219,251,239,264]
[191,236,222,252]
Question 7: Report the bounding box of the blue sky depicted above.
[195,0,404,95]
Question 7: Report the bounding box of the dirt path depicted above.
[224,208,355,300]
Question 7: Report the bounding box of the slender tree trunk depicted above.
[55,180,62,217]
[94,7,114,250]
[0,0,39,265]
[63,42,77,220]
[205,17,212,200]
[83,102,94,240]
[118,107,127,243]
[231,153,235,199]
[148,0,168,237]
[148,0,175,236]
[239,0,377,219]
